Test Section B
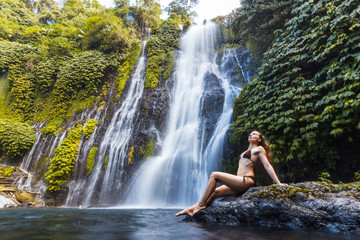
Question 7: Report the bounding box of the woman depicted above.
[175,130,286,217]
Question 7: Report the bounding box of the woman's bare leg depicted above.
[204,185,237,207]
[192,172,253,215]
[175,186,235,216]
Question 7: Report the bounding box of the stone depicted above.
[185,182,360,233]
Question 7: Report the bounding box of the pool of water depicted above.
[0,208,355,240]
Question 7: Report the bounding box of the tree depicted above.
[164,0,199,22]
[131,0,161,35]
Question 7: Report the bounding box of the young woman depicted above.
[175,130,286,216]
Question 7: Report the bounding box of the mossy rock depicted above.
[15,190,35,203]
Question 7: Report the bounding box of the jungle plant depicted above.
[231,0,360,181]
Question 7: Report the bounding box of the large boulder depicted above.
[186,182,360,233]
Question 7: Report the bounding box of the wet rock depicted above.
[0,166,44,208]
[199,71,225,148]
[186,182,360,233]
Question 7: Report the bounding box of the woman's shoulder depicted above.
[252,146,266,154]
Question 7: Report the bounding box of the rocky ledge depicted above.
[186,182,360,233]
[0,166,44,208]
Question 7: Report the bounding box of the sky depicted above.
[98,0,240,23]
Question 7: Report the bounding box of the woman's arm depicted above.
[256,147,285,185]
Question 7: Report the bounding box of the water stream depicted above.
[67,41,148,207]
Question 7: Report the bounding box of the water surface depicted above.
[0,208,355,240]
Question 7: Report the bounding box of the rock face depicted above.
[199,71,225,149]
[186,182,360,233]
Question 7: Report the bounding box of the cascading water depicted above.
[122,22,248,207]
[73,41,148,207]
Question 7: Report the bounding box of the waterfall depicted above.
[122,22,246,207]
[72,41,148,207]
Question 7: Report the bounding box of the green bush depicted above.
[0,119,35,158]
[81,14,132,54]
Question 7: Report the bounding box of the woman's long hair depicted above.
[257,131,272,163]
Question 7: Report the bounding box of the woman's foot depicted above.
[175,208,192,217]
[191,202,206,215]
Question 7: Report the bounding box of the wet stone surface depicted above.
[186,182,360,233]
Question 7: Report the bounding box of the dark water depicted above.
[0,208,356,240]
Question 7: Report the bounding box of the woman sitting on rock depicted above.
[176,130,286,217]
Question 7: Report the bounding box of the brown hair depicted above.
[257,131,272,163]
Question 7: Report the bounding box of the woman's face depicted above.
[248,131,261,144]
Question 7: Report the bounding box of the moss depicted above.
[45,124,83,192]
[143,138,155,159]
[256,185,311,200]
[144,19,181,90]
[42,125,57,135]
[128,146,134,165]
[15,190,35,203]
[86,146,98,175]
[0,166,16,177]
[103,155,108,170]
[116,42,141,98]
[0,119,36,158]
[83,119,98,140]
[163,51,175,80]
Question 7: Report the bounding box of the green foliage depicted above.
[0,165,15,177]
[82,14,132,54]
[165,0,199,23]
[143,138,155,159]
[131,0,162,35]
[0,0,140,123]
[354,172,360,182]
[163,51,175,80]
[52,50,107,116]
[318,172,332,184]
[231,0,295,69]
[0,119,35,158]
[86,146,98,175]
[41,125,57,135]
[83,119,98,140]
[45,124,83,192]
[232,0,360,181]
[116,41,141,98]
[145,19,181,90]
[0,0,39,27]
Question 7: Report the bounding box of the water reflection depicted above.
[0,209,355,240]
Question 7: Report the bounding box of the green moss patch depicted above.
[45,124,83,192]
[86,146,98,175]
